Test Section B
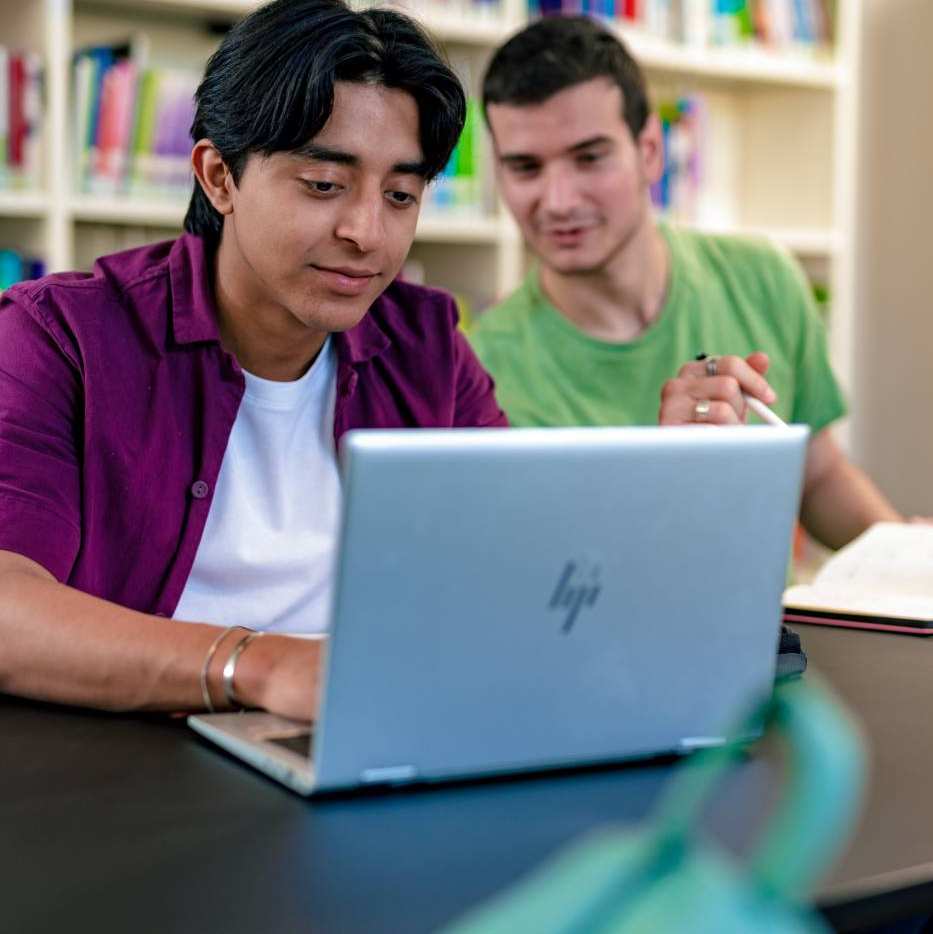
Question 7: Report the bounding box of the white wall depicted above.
[853,0,933,515]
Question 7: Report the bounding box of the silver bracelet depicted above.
[222,630,264,710]
[200,625,247,713]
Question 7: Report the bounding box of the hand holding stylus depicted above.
[659,352,784,426]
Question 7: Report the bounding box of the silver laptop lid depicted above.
[313,425,808,791]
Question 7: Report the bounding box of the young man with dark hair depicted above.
[0,0,504,720]
[470,14,903,551]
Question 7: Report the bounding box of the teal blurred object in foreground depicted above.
[444,677,865,934]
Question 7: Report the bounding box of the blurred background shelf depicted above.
[415,214,508,244]
[67,196,509,244]
[0,190,50,218]
[68,194,187,226]
[618,27,842,89]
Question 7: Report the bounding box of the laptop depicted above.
[189,425,809,795]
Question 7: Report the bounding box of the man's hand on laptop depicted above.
[659,352,776,426]
[233,634,325,722]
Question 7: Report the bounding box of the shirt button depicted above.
[190,480,210,499]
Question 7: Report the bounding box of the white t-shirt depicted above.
[173,339,341,634]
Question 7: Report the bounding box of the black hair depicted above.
[184,0,466,245]
[482,15,649,140]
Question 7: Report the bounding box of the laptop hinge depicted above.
[361,765,417,785]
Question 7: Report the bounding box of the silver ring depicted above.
[694,399,712,422]
[705,356,718,377]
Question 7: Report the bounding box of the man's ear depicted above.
[191,139,236,216]
[636,113,665,187]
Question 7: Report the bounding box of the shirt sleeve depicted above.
[0,291,82,580]
[451,326,509,428]
[781,254,848,433]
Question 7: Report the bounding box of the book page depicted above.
[783,586,933,622]
[784,523,933,620]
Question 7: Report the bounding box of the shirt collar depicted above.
[169,233,222,346]
[332,306,391,365]
[168,232,391,363]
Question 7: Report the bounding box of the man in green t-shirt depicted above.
[468,15,902,550]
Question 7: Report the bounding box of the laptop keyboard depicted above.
[267,732,313,758]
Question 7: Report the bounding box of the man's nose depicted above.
[540,164,577,216]
[334,189,386,253]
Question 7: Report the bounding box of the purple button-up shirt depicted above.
[0,234,506,615]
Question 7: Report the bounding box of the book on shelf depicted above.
[0,248,45,290]
[527,0,835,53]
[701,0,835,49]
[651,94,705,223]
[73,38,199,200]
[783,523,933,635]
[423,51,487,217]
[712,0,834,49]
[354,0,505,21]
[424,96,486,217]
[0,47,42,193]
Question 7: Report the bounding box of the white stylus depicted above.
[744,394,787,427]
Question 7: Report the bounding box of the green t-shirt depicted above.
[468,223,846,432]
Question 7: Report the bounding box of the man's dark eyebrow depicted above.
[291,144,428,177]
[292,143,358,166]
[498,135,613,165]
[498,151,540,165]
[393,160,430,178]
[568,134,613,153]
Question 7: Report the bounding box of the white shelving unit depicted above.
[0,0,860,415]
[0,190,51,218]
[620,29,843,89]
[68,193,511,243]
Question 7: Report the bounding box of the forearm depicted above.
[0,557,310,715]
[800,459,901,551]
[0,565,226,711]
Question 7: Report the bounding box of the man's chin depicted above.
[294,296,375,334]
[541,252,606,277]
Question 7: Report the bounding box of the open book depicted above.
[783,522,933,634]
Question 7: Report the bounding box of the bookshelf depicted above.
[0,0,860,414]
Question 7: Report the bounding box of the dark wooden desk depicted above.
[797,624,933,931]
[2,625,932,933]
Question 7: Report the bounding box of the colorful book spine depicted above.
[736,0,755,39]
[0,48,42,192]
[73,41,198,199]
[650,94,704,223]
[21,53,42,190]
[453,97,480,209]
[358,0,505,16]
[525,0,832,48]
[0,47,8,188]
[792,0,815,42]
[425,95,485,217]
[92,60,137,193]
[128,69,159,192]
[764,0,794,44]
[148,71,198,193]
[8,55,26,171]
